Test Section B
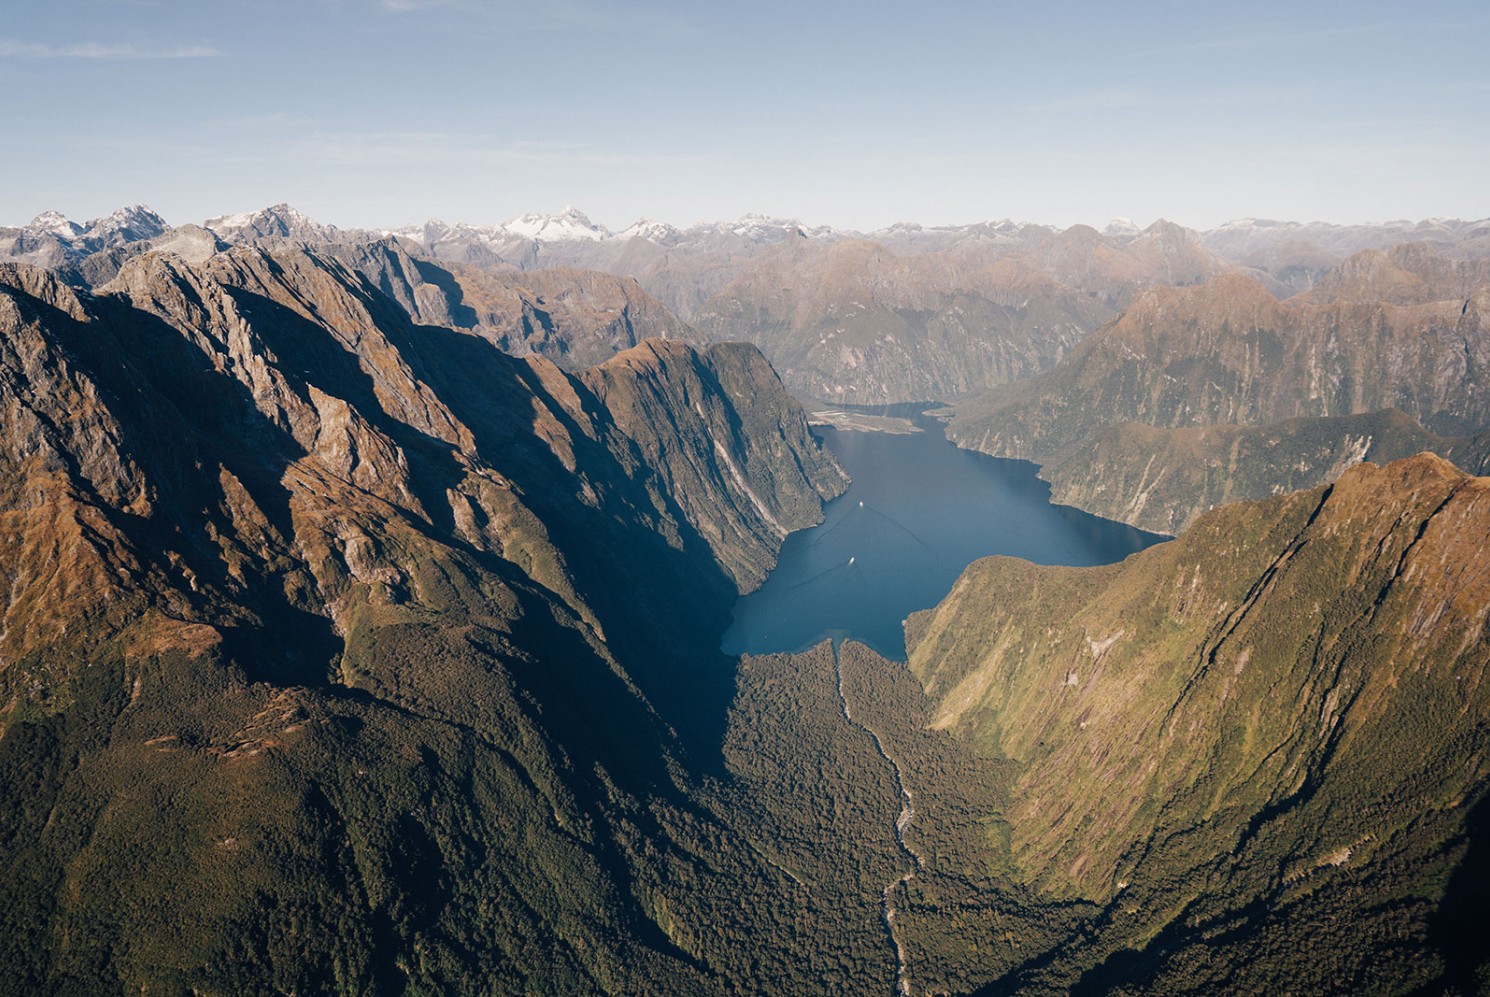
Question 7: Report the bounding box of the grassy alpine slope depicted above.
[903,454,1490,993]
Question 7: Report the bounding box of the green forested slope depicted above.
[904,454,1490,992]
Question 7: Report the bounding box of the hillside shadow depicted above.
[50,293,344,687]
[216,264,748,772]
[384,317,745,765]
[411,257,479,328]
[1417,790,1490,995]
[210,287,715,783]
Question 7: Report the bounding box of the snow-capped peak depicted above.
[504,206,607,242]
[714,213,827,241]
[204,203,335,241]
[1104,217,1139,238]
[1208,218,1305,234]
[102,203,160,224]
[22,205,169,246]
[88,204,169,242]
[27,210,83,239]
[205,209,255,231]
[616,218,680,243]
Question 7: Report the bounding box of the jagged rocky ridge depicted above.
[0,243,847,712]
[317,239,697,372]
[12,203,1489,409]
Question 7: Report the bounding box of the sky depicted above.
[2,0,1487,232]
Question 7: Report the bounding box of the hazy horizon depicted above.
[8,200,1490,238]
[4,1,1487,231]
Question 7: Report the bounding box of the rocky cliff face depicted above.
[902,454,1490,992]
[0,247,845,994]
[581,339,845,590]
[6,243,844,695]
[1038,408,1455,534]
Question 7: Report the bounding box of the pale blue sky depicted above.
[3,0,1487,230]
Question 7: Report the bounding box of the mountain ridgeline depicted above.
[11,203,1487,411]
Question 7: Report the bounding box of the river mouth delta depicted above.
[723,404,1167,660]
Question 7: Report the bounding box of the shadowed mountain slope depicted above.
[320,240,697,371]
[0,247,847,994]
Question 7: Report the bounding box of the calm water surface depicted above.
[722,406,1167,660]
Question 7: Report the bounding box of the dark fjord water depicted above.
[722,406,1167,661]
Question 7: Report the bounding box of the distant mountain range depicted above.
[951,244,1490,531]
[8,202,1489,307]
[6,203,1488,410]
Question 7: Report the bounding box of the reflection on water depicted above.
[722,404,1167,660]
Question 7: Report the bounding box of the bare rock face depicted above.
[439,265,696,370]
[72,224,230,286]
[202,202,342,243]
[582,339,847,589]
[0,269,165,673]
[319,239,698,371]
[75,246,838,644]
